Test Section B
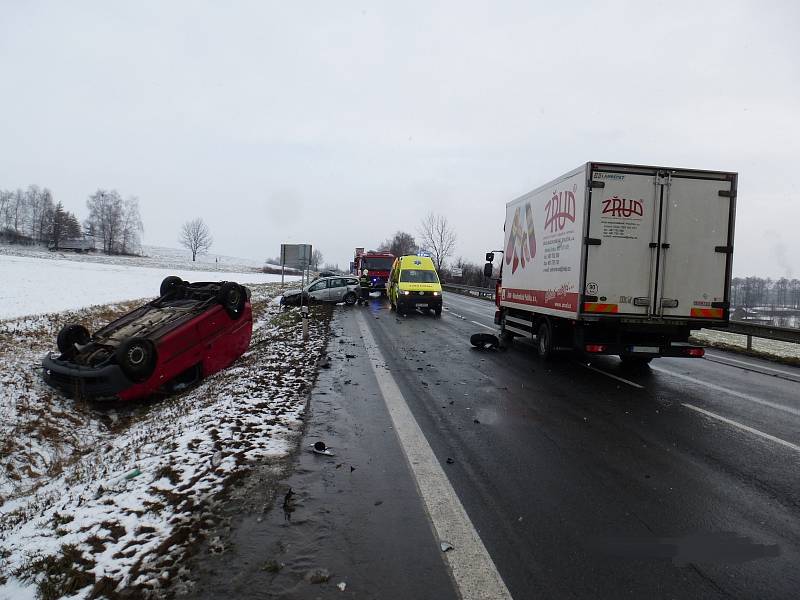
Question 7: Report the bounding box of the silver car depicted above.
[281,276,360,306]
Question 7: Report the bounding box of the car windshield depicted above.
[400,269,439,283]
[362,257,394,271]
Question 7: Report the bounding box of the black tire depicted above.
[396,303,405,316]
[434,307,442,317]
[160,276,184,297]
[499,314,514,344]
[343,292,357,306]
[470,333,499,348]
[57,324,90,356]
[218,282,246,319]
[536,320,554,360]
[116,338,157,383]
[620,355,653,369]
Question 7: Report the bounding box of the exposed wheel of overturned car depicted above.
[116,337,157,382]
[160,275,185,297]
[57,324,90,356]
[218,282,246,319]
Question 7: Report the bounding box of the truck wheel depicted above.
[434,307,442,317]
[499,315,514,344]
[116,338,157,382]
[343,292,357,306]
[218,282,246,319]
[160,276,184,297]
[57,324,90,356]
[536,320,554,360]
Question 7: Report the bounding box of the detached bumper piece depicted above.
[42,353,134,400]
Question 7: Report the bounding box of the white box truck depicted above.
[486,162,737,364]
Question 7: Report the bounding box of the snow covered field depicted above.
[0,253,298,320]
[0,285,331,599]
[0,243,281,275]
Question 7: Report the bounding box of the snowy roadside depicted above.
[0,283,331,599]
[691,329,800,364]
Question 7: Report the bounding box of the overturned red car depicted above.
[42,276,253,401]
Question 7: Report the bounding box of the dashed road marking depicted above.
[580,364,644,389]
[683,403,800,453]
[355,311,514,600]
[471,320,496,331]
[652,365,800,417]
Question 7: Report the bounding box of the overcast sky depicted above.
[1,1,798,277]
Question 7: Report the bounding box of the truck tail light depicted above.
[684,347,705,357]
[585,344,607,353]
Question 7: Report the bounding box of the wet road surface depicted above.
[190,292,799,599]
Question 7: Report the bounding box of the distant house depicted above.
[49,237,96,253]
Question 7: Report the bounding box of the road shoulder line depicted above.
[652,365,800,417]
[683,403,800,453]
[355,311,514,600]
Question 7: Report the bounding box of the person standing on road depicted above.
[359,269,371,305]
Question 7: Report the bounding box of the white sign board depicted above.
[451,267,463,277]
[281,243,312,269]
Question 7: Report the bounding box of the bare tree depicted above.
[86,189,123,253]
[180,218,213,261]
[379,231,418,257]
[119,196,144,255]
[310,249,324,270]
[418,212,457,271]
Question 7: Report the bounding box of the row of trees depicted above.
[731,276,800,310]
[0,186,82,246]
[0,185,143,254]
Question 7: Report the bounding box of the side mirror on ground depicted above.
[485,252,495,262]
[483,263,493,278]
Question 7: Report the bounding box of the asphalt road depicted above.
[358,291,799,599]
[190,293,799,599]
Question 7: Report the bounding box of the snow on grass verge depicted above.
[0,283,332,599]
[691,329,800,365]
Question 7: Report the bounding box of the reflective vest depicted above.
[359,275,370,289]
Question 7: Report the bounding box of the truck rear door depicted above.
[657,172,735,320]
[585,169,659,316]
[585,165,735,321]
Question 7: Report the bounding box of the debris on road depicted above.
[337,581,347,591]
[311,441,335,456]
[440,541,454,552]
[470,332,500,349]
[446,457,455,464]
[306,568,332,584]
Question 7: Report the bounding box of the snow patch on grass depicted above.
[692,329,800,362]
[0,283,331,599]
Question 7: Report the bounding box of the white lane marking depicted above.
[355,311,513,600]
[471,320,496,331]
[703,353,800,379]
[683,403,800,454]
[652,365,800,418]
[580,364,644,389]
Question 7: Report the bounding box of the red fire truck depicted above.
[353,248,395,294]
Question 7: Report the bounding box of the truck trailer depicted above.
[487,162,737,365]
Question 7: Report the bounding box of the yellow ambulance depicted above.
[388,255,443,316]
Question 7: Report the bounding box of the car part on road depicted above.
[470,332,500,349]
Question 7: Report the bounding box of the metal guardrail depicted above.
[443,283,800,346]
